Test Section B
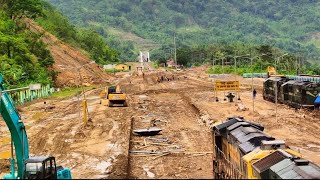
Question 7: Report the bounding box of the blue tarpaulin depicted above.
[315,95,320,105]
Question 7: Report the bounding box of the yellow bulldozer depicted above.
[100,85,127,107]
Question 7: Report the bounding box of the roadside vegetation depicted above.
[51,86,96,98]
[169,44,319,75]
[0,0,54,88]
[0,0,120,88]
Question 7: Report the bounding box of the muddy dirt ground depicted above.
[1,66,319,178]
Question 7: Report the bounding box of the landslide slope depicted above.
[24,18,114,87]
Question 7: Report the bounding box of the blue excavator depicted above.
[0,74,72,179]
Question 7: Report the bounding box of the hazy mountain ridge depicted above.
[48,0,320,60]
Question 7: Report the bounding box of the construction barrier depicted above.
[215,81,240,91]
[6,84,55,105]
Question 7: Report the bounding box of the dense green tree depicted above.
[0,13,53,88]
[1,0,44,19]
[36,2,121,64]
[48,0,320,62]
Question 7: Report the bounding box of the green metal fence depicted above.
[243,73,268,78]
[6,84,55,105]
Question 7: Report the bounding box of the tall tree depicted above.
[1,0,43,20]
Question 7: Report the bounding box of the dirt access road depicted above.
[1,66,320,178]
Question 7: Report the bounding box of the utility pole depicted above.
[251,57,254,112]
[234,51,237,80]
[174,33,177,64]
[222,57,224,74]
[296,57,299,75]
[234,53,238,102]
[212,55,215,67]
[57,61,94,125]
[274,53,288,123]
[250,48,255,112]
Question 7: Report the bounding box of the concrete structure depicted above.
[115,63,131,71]
[137,51,153,71]
[139,51,150,63]
[103,64,115,70]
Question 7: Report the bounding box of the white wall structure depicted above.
[137,51,153,71]
[103,64,116,70]
[138,51,150,63]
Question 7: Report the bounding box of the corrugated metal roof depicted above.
[271,159,293,172]
[295,163,320,179]
[271,158,320,179]
[252,150,289,174]
[281,169,303,179]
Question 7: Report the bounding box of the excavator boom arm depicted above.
[0,74,29,179]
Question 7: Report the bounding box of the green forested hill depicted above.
[48,0,320,61]
[0,0,119,88]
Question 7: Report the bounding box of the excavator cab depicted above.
[0,73,72,179]
[107,85,127,107]
[25,156,57,179]
[108,86,117,96]
[24,156,71,179]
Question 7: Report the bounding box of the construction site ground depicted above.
[1,66,320,178]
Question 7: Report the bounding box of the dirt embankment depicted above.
[23,18,114,87]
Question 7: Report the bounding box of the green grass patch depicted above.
[207,66,305,76]
[105,69,130,74]
[51,86,95,98]
[151,62,159,69]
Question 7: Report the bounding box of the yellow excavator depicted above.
[267,66,284,78]
[100,85,127,107]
